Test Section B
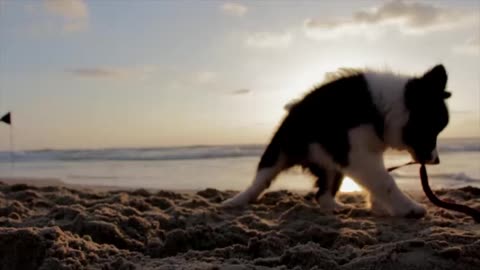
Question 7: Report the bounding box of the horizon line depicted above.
[1,136,479,153]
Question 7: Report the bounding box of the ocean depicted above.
[0,138,479,192]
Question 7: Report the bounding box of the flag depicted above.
[1,112,11,125]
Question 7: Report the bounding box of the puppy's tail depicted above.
[257,133,284,170]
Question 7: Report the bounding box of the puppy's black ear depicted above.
[422,64,448,92]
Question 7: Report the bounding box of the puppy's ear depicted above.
[422,64,448,92]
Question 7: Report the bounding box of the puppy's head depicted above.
[403,64,451,164]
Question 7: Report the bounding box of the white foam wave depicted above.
[0,145,264,162]
[0,138,478,162]
[391,172,480,183]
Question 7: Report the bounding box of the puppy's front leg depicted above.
[344,153,426,218]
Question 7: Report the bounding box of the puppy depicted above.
[223,65,451,217]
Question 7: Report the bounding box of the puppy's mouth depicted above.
[408,149,440,165]
[420,156,440,165]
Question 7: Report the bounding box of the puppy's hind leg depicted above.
[311,165,345,211]
[307,143,345,211]
[222,140,286,207]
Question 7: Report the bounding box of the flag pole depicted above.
[9,117,14,170]
[1,112,13,171]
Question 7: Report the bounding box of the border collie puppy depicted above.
[223,64,451,217]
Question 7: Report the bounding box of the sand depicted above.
[0,179,479,270]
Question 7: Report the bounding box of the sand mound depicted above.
[0,182,479,269]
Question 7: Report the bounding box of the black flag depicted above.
[1,112,11,125]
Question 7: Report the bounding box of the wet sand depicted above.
[0,178,479,269]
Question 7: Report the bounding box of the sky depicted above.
[0,0,479,151]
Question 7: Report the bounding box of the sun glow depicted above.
[339,176,362,192]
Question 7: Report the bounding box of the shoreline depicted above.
[0,176,425,193]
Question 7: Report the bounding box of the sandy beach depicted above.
[0,178,479,270]
[1,0,479,269]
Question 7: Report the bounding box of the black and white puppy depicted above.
[223,64,451,217]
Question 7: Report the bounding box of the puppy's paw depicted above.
[370,200,390,216]
[391,200,427,218]
[221,192,251,208]
[316,194,346,213]
[333,201,351,212]
[403,201,427,218]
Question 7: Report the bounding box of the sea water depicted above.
[0,138,478,192]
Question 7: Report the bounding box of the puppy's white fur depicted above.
[343,125,426,217]
[363,71,410,150]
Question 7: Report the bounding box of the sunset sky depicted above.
[0,0,479,151]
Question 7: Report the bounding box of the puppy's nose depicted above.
[426,149,440,165]
[422,157,439,165]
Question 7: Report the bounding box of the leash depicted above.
[387,161,417,172]
[388,162,480,223]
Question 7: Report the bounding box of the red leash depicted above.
[388,162,480,223]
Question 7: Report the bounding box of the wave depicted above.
[391,172,480,183]
[0,138,478,162]
[438,145,480,152]
[0,145,265,162]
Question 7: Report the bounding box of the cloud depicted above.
[221,2,247,16]
[68,68,117,78]
[304,0,472,40]
[231,89,251,95]
[44,0,87,19]
[194,71,217,84]
[245,31,293,49]
[44,0,89,32]
[454,36,480,56]
[66,66,157,80]
[166,70,218,89]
